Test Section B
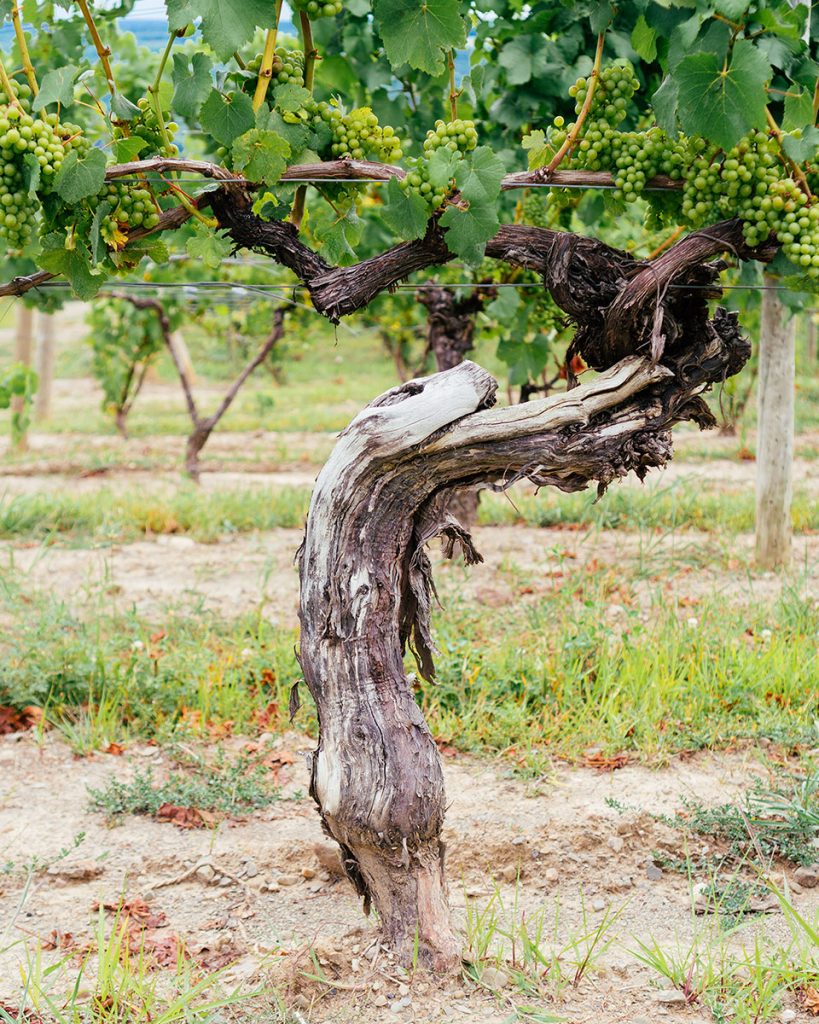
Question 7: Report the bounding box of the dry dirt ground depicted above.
[1,732,814,1024]
[1,442,817,1022]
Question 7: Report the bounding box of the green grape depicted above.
[112,98,179,158]
[244,47,305,89]
[291,0,342,18]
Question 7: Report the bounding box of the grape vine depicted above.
[526,60,819,283]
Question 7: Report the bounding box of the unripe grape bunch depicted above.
[0,83,68,253]
[527,59,819,283]
[310,102,403,163]
[245,48,305,89]
[400,119,478,213]
[113,98,179,158]
[291,0,342,18]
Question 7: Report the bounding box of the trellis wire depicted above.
[31,279,804,293]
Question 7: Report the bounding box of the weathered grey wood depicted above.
[297,309,748,967]
[11,304,33,451]
[755,277,795,568]
[34,312,55,422]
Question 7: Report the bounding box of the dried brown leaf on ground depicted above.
[0,706,43,735]
[584,752,630,772]
[155,803,218,828]
[800,987,819,1015]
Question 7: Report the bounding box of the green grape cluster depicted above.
[291,0,342,18]
[422,118,478,156]
[536,59,818,282]
[0,84,69,252]
[310,102,403,162]
[245,48,305,88]
[398,119,478,213]
[98,181,161,247]
[113,98,178,158]
[569,62,639,124]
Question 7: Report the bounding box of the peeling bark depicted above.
[298,302,750,967]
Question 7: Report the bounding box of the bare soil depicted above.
[1,429,817,1021]
[2,524,816,630]
[1,732,812,1023]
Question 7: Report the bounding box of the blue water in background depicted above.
[0,17,297,53]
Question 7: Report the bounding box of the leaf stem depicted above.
[77,0,118,99]
[448,50,458,121]
[253,0,284,113]
[11,3,38,95]
[0,54,22,108]
[149,32,177,155]
[647,225,684,260]
[165,180,219,228]
[542,32,605,177]
[292,11,317,229]
[300,12,317,91]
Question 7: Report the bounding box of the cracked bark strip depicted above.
[297,307,749,969]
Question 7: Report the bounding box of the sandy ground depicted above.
[1,525,816,632]
[0,732,811,1023]
[1,408,818,1020]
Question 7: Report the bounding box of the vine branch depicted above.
[77,0,118,99]
[253,0,284,112]
[541,32,605,178]
[11,3,38,95]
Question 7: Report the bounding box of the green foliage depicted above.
[373,0,466,75]
[88,750,282,820]
[0,360,37,443]
[0,0,816,305]
[675,40,771,150]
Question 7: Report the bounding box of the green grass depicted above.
[1,563,816,766]
[1,478,817,542]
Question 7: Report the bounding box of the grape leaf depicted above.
[167,0,279,59]
[32,65,79,110]
[111,91,141,120]
[651,75,679,134]
[427,147,461,189]
[783,88,815,131]
[110,237,169,270]
[186,229,234,269]
[440,200,499,266]
[522,130,549,171]
[89,200,114,264]
[22,153,40,198]
[253,192,291,222]
[454,146,506,207]
[231,129,290,186]
[373,0,467,75]
[54,146,107,203]
[631,15,657,63]
[200,89,255,146]
[486,287,520,325]
[321,208,363,265]
[38,233,103,300]
[498,36,561,86]
[272,84,312,114]
[675,39,770,150]
[113,136,147,163]
[497,333,551,386]
[172,52,213,121]
[380,176,428,241]
[438,146,504,266]
[781,126,819,164]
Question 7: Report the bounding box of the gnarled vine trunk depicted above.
[298,304,750,967]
